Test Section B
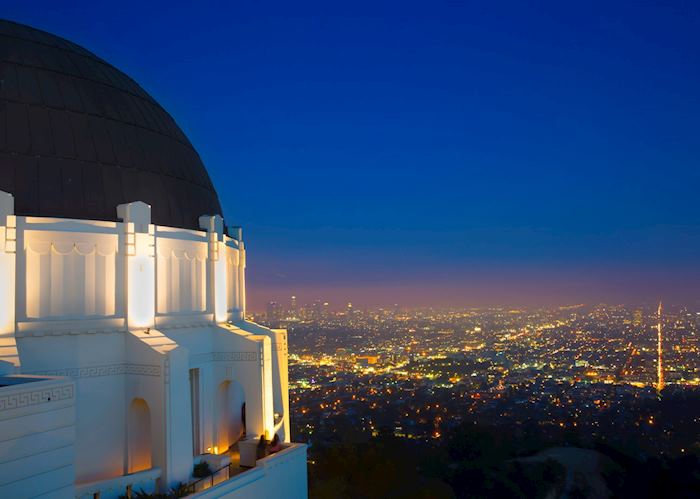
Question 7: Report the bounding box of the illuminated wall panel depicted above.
[226,246,240,314]
[127,232,155,329]
[214,241,227,323]
[156,240,207,315]
[24,235,117,319]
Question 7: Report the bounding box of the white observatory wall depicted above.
[235,321,291,442]
[193,443,308,499]
[2,208,300,496]
[156,232,208,316]
[18,220,123,324]
[0,377,76,499]
[18,333,128,483]
[14,217,129,483]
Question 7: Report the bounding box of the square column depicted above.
[238,335,274,439]
[0,191,17,373]
[117,202,155,330]
[229,227,246,320]
[199,215,227,323]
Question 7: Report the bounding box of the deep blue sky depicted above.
[5,1,700,308]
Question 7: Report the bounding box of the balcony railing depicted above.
[183,443,296,496]
[183,443,307,498]
[185,461,237,495]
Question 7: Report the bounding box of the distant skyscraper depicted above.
[657,302,664,393]
[312,300,323,320]
[291,295,298,314]
[267,301,282,325]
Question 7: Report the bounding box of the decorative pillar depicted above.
[117,202,155,330]
[242,335,274,439]
[0,191,18,373]
[271,329,291,442]
[229,227,246,320]
[199,215,227,323]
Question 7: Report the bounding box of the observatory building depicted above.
[0,20,307,498]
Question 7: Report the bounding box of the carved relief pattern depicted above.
[26,363,161,379]
[191,351,258,364]
[157,243,207,314]
[0,384,74,411]
[25,237,117,319]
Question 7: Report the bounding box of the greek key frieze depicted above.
[191,351,259,363]
[0,384,74,411]
[26,363,161,379]
[213,351,258,362]
[125,364,162,377]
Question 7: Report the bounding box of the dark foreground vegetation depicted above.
[308,405,700,499]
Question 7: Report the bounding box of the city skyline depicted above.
[249,279,700,312]
[257,295,700,313]
[5,1,700,310]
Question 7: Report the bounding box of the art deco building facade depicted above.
[0,20,307,498]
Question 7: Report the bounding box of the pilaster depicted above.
[229,226,246,320]
[200,215,227,323]
[117,202,155,330]
[0,191,17,372]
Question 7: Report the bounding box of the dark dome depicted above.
[0,20,223,229]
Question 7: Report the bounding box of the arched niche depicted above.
[214,380,246,453]
[128,398,152,473]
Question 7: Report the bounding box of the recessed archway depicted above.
[128,398,152,473]
[214,380,246,452]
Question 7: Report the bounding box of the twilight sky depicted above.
[5,1,700,309]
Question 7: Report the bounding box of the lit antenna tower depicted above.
[656,301,664,393]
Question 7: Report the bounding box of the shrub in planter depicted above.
[193,461,212,478]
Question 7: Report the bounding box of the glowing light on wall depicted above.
[118,202,155,330]
[156,242,207,314]
[225,246,240,317]
[238,243,246,319]
[24,237,117,318]
[0,246,15,333]
[262,338,274,438]
[127,232,155,329]
[0,212,17,369]
[214,241,227,322]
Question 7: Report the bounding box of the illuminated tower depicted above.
[657,301,664,392]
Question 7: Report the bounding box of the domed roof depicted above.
[0,19,223,230]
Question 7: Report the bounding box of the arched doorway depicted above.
[215,380,246,452]
[128,398,152,473]
[229,381,245,441]
[215,381,231,452]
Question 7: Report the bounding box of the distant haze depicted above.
[247,264,700,311]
